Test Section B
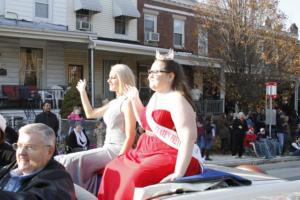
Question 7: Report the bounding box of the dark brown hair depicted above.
[159,59,195,111]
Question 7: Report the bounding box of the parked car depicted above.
[134,164,300,200]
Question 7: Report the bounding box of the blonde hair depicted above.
[111,64,136,95]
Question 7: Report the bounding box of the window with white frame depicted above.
[35,0,49,18]
[20,47,43,87]
[198,28,208,56]
[115,16,126,35]
[144,14,157,41]
[76,10,91,31]
[173,19,185,48]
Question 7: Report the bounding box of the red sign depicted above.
[266,82,277,99]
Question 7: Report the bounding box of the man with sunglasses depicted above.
[0,123,75,200]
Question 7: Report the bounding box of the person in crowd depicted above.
[246,112,254,129]
[254,128,280,159]
[67,106,85,134]
[0,128,15,168]
[218,113,231,155]
[289,110,300,141]
[98,49,203,200]
[93,120,106,148]
[190,83,202,101]
[200,114,216,161]
[196,115,204,149]
[227,112,235,153]
[34,101,59,137]
[55,64,136,195]
[243,127,257,156]
[0,115,18,167]
[276,110,289,155]
[231,112,248,158]
[66,121,90,153]
[68,106,84,121]
[290,136,300,156]
[0,115,18,145]
[0,123,75,200]
[293,123,300,139]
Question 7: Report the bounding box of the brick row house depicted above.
[0,0,224,121]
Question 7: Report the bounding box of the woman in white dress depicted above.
[55,64,136,195]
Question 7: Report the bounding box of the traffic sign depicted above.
[266,82,277,99]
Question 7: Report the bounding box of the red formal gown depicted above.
[98,109,201,200]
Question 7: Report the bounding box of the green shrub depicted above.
[59,81,82,119]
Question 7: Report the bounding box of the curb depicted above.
[207,155,300,167]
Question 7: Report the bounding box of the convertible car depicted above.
[133,164,300,200]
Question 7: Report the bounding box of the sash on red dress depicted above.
[146,94,204,171]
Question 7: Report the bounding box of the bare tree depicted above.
[196,0,300,110]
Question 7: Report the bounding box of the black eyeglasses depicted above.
[148,70,170,75]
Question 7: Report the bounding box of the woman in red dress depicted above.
[98,49,203,200]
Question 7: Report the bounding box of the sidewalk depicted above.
[205,154,300,167]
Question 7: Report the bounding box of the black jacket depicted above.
[0,126,18,167]
[34,112,59,136]
[0,159,75,200]
[4,126,18,145]
[0,143,15,167]
[66,129,90,153]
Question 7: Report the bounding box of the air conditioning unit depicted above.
[78,21,90,30]
[145,32,160,42]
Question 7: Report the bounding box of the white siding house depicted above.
[67,0,139,41]
[4,0,67,25]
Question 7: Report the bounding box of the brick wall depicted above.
[137,0,198,54]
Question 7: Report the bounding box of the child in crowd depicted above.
[93,120,106,148]
[68,106,84,121]
[243,127,257,156]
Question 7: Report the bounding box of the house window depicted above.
[76,10,91,31]
[144,15,156,33]
[35,0,49,18]
[68,65,83,84]
[144,14,157,40]
[173,19,185,48]
[198,28,208,56]
[115,16,126,34]
[20,48,43,87]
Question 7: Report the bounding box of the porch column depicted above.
[88,40,96,107]
[220,64,225,113]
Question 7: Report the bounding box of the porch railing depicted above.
[195,99,224,116]
[0,86,65,110]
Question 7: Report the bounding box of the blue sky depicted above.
[278,0,300,29]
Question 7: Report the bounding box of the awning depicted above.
[74,0,103,13]
[113,0,140,19]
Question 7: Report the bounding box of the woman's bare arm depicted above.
[76,79,109,119]
[118,99,136,155]
[124,86,145,126]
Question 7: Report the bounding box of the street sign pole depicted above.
[269,95,272,138]
[266,82,277,138]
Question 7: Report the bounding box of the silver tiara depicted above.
[155,49,174,61]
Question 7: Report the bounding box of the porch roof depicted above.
[91,39,222,68]
[0,24,96,43]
